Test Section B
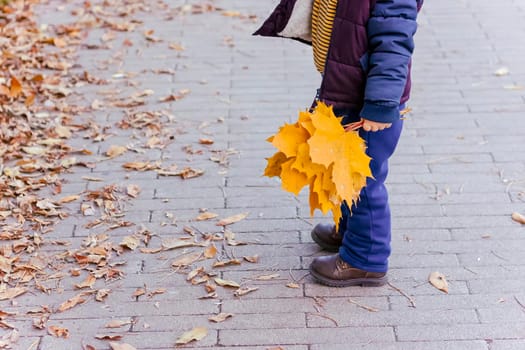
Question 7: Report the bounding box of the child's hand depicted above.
[360,118,392,132]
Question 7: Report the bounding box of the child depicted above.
[255,0,423,287]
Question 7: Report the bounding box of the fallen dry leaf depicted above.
[58,194,80,204]
[132,288,146,299]
[243,255,259,263]
[147,288,167,298]
[172,252,202,267]
[216,212,249,226]
[139,247,163,254]
[208,313,233,323]
[511,212,525,224]
[194,211,219,221]
[199,292,218,299]
[74,274,96,289]
[120,236,140,250]
[199,138,214,145]
[204,244,218,259]
[286,282,300,289]
[9,76,23,98]
[48,325,69,338]
[109,342,137,350]
[106,145,127,158]
[212,259,241,268]
[57,293,88,312]
[161,238,201,250]
[256,273,280,281]
[105,319,132,329]
[126,184,141,198]
[428,271,449,294]
[214,278,240,288]
[175,327,207,345]
[233,286,258,297]
[95,334,123,340]
[0,287,27,301]
[157,167,204,179]
[224,230,247,246]
[95,289,111,302]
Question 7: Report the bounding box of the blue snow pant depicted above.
[335,107,404,273]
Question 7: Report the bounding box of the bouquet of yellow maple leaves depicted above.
[264,102,372,227]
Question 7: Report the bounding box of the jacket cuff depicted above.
[360,102,400,124]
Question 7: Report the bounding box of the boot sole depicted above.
[309,265,388,288]
[310,229,340,253]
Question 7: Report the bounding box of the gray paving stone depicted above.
[310,341,489,350]
[219,326,395,346]
[396,323,525,342]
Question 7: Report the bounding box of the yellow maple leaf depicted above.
[298,110,315,136]
[264,152,288,177]
[291,143,325,180]
[331,134,372,206]
[264,102,372,227]
[271,123,310,158]
[280,158,309,195]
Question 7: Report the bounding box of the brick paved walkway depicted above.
[5,0,525,349]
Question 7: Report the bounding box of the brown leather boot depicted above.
[310,223,342,252]
[309,254,387,287]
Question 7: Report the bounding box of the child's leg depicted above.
[338,118,404,273]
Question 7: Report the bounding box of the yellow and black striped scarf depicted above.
[311,0,338,73]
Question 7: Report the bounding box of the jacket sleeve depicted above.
[360,0,418,123]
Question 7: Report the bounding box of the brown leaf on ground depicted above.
[199,138,214,145]
[106,145,127,158]
[168,42,185,51]
[122,161,160,171]
[255,273,280,281]
[147,288,167,298]
[187,267,205,281]
[214,278,240,288]
[48,325,69,338]
[233,286,258,297]
[57,293,88,312]
[158,89,190,102]
[243,255,259,263]
[9,76,22,98]
[224,230,247,246]
[204,244,218,259]
[32,315,49,330]
[208,313,233,323]
[74,274,96,289]
[95,334,123,340]
[429,271,449,294]
[109,342,137,350]
[199,292,218,299]
[175,327,207,345]
[126,184,141,198]
[216,212,249,226]
[139,247,163,254]
[120,236,140,250]
[212,258,242,268]
[95,289,111,302]
[132,288,146,299]
[286,282,300,289]
[511,212,525,224]
[157,166,204,179]
[58,194,80,204]
[194,211,219,221]
[0,287,27,301]
[105,319,132,328]
[161,238,201,250]
[172,252,202,267]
